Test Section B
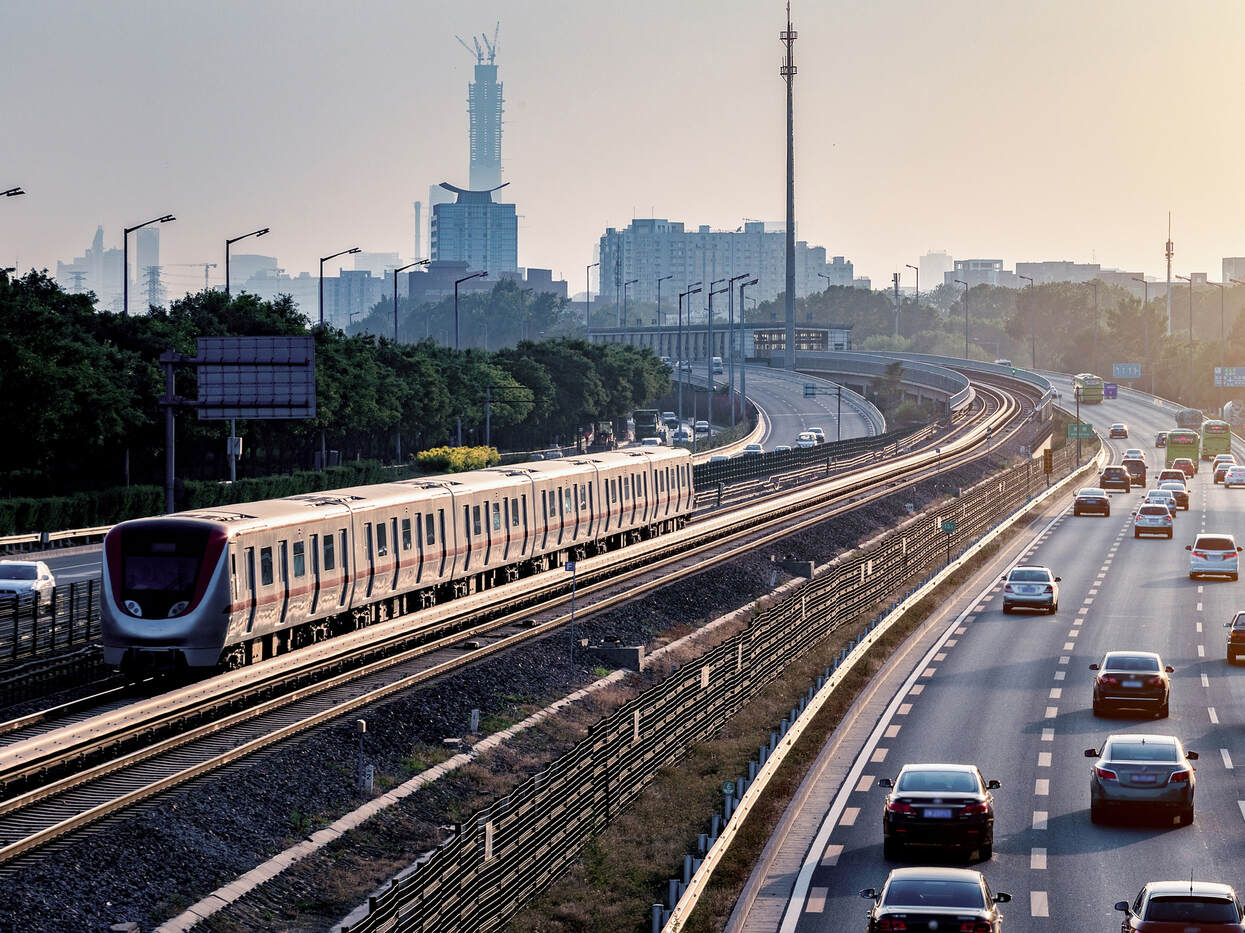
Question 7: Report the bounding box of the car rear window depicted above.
[896,770,979,793]
[1009,569,1051,582]
[1078,489,1106,498]
[1104,741,1179,762]
[883,880,986,909]
[1103,654,1160,672]
[1138,506,1169,516]
[1102,468,1126,477]
[1159,471,1184,481]
[1145,897,1239,922]
[1197,537,1236,551]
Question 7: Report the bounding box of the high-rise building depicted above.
[919,251,954,291]
[467,60,503,190]
[431,182,518,274]
[1224,258,1245,285]
[56,226,124,311]
[945,259,1004,288]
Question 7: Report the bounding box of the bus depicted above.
[1166,429,1201,469]
[1073,373,1105,404]
[1201,419,1232,460]
[1175,407,1205,430]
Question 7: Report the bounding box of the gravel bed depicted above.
[2,455,1012,933]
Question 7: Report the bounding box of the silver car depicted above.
[1133,503,1174,538]
[0,560,55,606]
[1085,733,1197,824]
[1001,566,1060,614]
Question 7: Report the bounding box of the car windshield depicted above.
[1197,537,1235,551]
[1145,897,1239,922]
[883,880,986,909]
[1103,655,1160,672]
[896,770,979,793]
[1009,569,1051,582]
[1104,741,1179,762]
[0,565,36,581]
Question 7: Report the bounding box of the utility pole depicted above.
[780,1,797,371]
[1165,212,1174,336]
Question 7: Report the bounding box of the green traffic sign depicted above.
[941,519,957,534]
[1066,423,1094,438]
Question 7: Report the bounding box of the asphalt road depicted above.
[744,366,876,450]
[764,381,1245,931]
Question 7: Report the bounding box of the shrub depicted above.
[415,446,501,474]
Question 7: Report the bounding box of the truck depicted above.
[587,421,617,453]
[632,409,667,444]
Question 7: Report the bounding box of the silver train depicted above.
[102,447,694,671]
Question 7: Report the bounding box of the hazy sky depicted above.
[3,0,1243,297]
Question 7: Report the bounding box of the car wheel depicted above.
[1073,508,1080,516]
[1105,509,1111,517]
[883,837,902,861]
[1090,803,1105,825]
[979,836,993,861]
[1048,603,1058,614]
[1158,699,1170,719]
[1092,699,1104,716]
[1002,604,1012,614]
[1167,530,1173,539]
[1179,806,1194,825]
[1190,573,1199,580]
[1133,530,1140,538]
[1234,573,1240,582]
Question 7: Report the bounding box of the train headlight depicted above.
[125,600,143,617]
[167,600,189,618]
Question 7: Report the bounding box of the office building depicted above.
[945,259,1006,288]
[56,226,124,312]
[1224,258,1245,285]
[430,182,518,275]
[919,251,954,292]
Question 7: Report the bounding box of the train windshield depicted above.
[120,526,209,618]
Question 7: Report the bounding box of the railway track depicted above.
[0,378,1033,867]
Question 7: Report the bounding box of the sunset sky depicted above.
[3,0,1243,296]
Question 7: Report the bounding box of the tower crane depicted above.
[455,22,500,64]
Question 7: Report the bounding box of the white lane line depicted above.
[1033,810,1049,830]
[1238,801,1245,823]
[955,627,967,635]
[871,747,889,763]
[1199,585,1205,593]
[922,667,937,678]
[1068,631,1080,639]
[897,703,912,716]
[820,844,843,867]
[1198,645,1206,658]
[1059,656,1069,665]
[1076,608,1089,615]
[1198,602,1204,612]
[1210,707,1220,725]
[1044,706,1058,719]
[1088,588,1099,595]
[1202,673,1211,688]
[806,888,827,913]
[856,775,875,792]
[840,806,860,827]
[934,652,947,662]
[1222,749,1234,770]
[1031,847,1047,870]
[884,724,902,739]
[945,639,958,647]
[1083,598,1094,606]
[1038,751,1052,766]
[1197,622,1203,633]
[1031,891,1050,917]
[1049,688,1062,699]
[909,684,925,696]
[1035,778,1050,796]
[1063,642,1075,651]
[1054,671,1066,681]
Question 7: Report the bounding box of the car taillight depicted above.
[1170,770,1190,783]
[886,800,913,814]
[1042,584,1053,593]
[962,801,989,816]
[1147,676,1163,687]
[876,918,908,931]
[1003,584,1014,592]
[1194,551,1208,559]
[1099,675,1119,686]
[959,922,993,933]
[1164,516,1172,523]
[1096,767,1118,781]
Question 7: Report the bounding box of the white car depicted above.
[1143,489,1178,517]
[796,431,817,449]
[1225,465,1245,488]
[694,420,710,433]
[808,427,826,444]
[1133,503,1174,538]
[640,437,663,447]
[774,444,792,453]
[0,560,55,606]
[1123,448,1145,462]
[1002,565,1060,614]
[741,443,765,456]
[671,427,692,443]
[1188,533,1242,581]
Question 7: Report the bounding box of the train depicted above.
[101,446,695,672]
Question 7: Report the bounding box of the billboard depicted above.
[1112,363,1141,380]
[1214,367,1245,387]
[196,336,316,420]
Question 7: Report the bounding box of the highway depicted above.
[744,365,876,450]
[734,379,1245,931]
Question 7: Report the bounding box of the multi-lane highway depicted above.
[744,365,876,449]
[733,379,1245,931]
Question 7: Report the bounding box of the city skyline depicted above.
[3,0,1244,300]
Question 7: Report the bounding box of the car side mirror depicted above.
[994,892,1011,904]
[1084,748,1098,758]
[1115,901,1129,912]
[876,778,893,788]
[1227,622,1233,628]
[1186,545,1193,551]
[1238,547,1242,553]
[860,888,878,900]
[1187,751,1199,760]
[1054,577,1061,582]
[986,779,1001,790]
[1089,663,1100,671]
[1165,665,1174,673]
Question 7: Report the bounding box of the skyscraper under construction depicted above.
[458,25,503,191]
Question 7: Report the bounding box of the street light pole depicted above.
[123,214,175,316]
[707,280,729,442]
[454,270,488,446]
[392,260,429,342]
[623,279,638,344]
[656,273,673,336]
[1132,277,1151,394]
[1018,274,1034,368]
[955,279,969,359]
[905,263,919,315]
[1176,274,1194,392]
[319,247,360,327]
[1209,279,1226,412]
[586,261,599,340]
[738,276,758,428]
[727,273,751,428]
[1090,280,1099,375]
[225,227,269,297]
[678,283,702,426]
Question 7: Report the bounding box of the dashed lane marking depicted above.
[871,747,889,763]
[897,703,912,716]
[1044,706,1058,719]
[1223,749,1234,770]
[1035,779,1050,795]
[1198,602,1204,612]
[820,844,843,867]
[1197,622,1203,633]
[1237,801,1245,823]
[1059,656,1069,665]
[945,639,958,647]
[909,684,924,696]
[1210,707,1220,725]
[1031,847,1047,870]
[922,667,937,678]
[1199,645,1206,658]
[1202,673,1211,688]
[1063,642,1076,651]
[884,724,902,739]
[1049,688,1062,699]
[806,888,827,913]
[1038,751,1052,766]
[934,652,947,662]
[1033,810,1049,830]
[955,627,967,635]
[840,807,860,827]
[1054,671,1066,681]
[856,775,874,792]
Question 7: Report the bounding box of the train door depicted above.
[364,522,376,598]
[309,534,321,614]
[243,546,257,633]
[338,526,352,607]
[398,516,410,590]
[277,541,290,628]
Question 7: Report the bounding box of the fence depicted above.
[0,580,101,668]
[341,443,1079,933]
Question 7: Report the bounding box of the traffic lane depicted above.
[794,499,1125,931]
[743,367,870,449]
[43,551,102,584]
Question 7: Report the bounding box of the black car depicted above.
[1091,651,1172,717]
[1074,487,1111,516]
[879,763,999,860]
[1121,458,1147,487]
[861,867,1011,932]
[1100,465,1132,492]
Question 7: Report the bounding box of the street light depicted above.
[123,214,175,316]
[1208,279,1226,411]
[656,274,673,335]
[905,263,919,313]
[1090,279,1099,375]
[707,279,730,442]
[585,261,599,340]
[678,282,702,425]
[1018,274,1034,368]
[455,270,488,446]
[319,247,360,326]
[737,276,758,429]
[1176,274,1194,384]
[225,227,270,297]
[1132,276,1151,393]
[817,272,831,292]
[623,279,638,342]
[727,273,752,428]
[392,260,429,341]
[1,187,23,198]
[954,279,969,359]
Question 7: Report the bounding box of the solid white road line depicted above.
[1033,810,1048,830]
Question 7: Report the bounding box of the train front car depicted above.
[101,517,232,672]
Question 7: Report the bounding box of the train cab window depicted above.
[260,547,274,586]
[323,534,336,572]
[402,518,412,551]
[292,541,306,578]
[492,502,501,531]
[376,521,388,557]
[472,505,483,536]
[425,514,435,546]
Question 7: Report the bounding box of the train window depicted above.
[260,547,274,586]
[292,541,306,578]
[578,484,587,509]
[323,534,335,572]
[376,521,388,557]
[541,490,548,518]
[622,477,630,501]
[438,510,447,571]
[230,554,238,600]
[425,514,435,545]
[402,518,412,551]
[492,502,501,531]
[611,479,618,503]
[472,505,482,536]
[564,488,573,512]
[511,497,520,527]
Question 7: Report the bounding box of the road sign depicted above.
[1103,382,1118,399]
[1113,363,1141,380]
[1067,423,1094,438]
[564,561,576,572]
[803,383,815,398]
[196,336,316,420]
[941,519,957,534]
[1215,367,1245,387]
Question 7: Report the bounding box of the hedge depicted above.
[415,446,501,473]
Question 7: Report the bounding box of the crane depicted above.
[455,22,499,64]
[166,262,218,291]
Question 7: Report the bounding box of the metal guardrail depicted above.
[339,443,1083,933]
[0,580,101,675]
[0,525,111,555]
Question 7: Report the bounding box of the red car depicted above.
[1115,880,1245,930]
[1171,457,1197,478]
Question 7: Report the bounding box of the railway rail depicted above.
[0,378,1034,867]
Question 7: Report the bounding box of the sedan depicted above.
[1214,459,1237,484]
[693,420,710,433]
[808,427,826,443]
[1225,611,1245,664]
[1116,880,1245,931]
[1110,423,1129,438]
[1085,733,1197,824]
[1099,466,1132,493]
[740,443,764,456]
[1001,566,1060,614]
[1187,533,1242,580]
[1172,457,1197,477]
[795,431,817,449]
[1154,431,1168,447]
[1090,651,1173,717]
[861,868,1011,933]
[671,428,692,443]
[1073,487,1111,517]
[1143,490,1178,517]
[1133,504,1174,538]
[0,561,55,607]
[878,763,1000,860]
[1124,447,1145,461]
[1225,465,1245,488]
[1157,481,1189,510]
